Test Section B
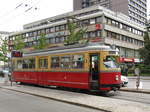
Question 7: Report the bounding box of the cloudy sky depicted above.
[0,0,149,32]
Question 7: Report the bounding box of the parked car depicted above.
[2,70,11,75]
[2,69,11,80]
[121,75,128,87]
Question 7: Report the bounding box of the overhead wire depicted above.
[0,0,28,19]
[0,0,41,31]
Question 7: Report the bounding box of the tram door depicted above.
[89,54,99,90]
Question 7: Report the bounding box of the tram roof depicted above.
[23,43,115,57]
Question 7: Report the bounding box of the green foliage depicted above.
[0,37,9,62]
[138,64,150,69]
[65,19,87,45]
[34,33,48,50]
[139,29,150,65]
[13,35,25,51]
[0,35,25,63]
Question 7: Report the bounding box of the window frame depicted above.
[38,57,48,69]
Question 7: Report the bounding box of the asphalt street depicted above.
[0,88,104,112]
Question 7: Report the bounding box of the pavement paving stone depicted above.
[0,84,150,112]
[120,88,150,94]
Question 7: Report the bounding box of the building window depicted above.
[90,31,96,38]
[37,30,41,35]
[90,18,96,24]
[55,26,60,32]
[49,38,55,44]
[60,24,66,31]
[96,17,102,23]
[46,28,50,34]
[82,19,90,26]
[41,29,46,34]
[50,27,55,32]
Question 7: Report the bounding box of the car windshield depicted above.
[104,56,119,68]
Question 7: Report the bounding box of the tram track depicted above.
[50,86,150,104]
[110,91,150,104]
[1,84,150,112]
[3,83,150,105]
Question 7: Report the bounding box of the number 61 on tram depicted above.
[12,43,121,92]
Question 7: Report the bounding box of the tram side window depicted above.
[51,57,60,68]
[23,59,29,69]
[72,55,84,68]
[17,60,23,69]
[61,56,71,68]
[29,59,35,69]
[39,58,48,69]
[103,56,119,68]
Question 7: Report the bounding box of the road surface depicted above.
[0,88,104,112]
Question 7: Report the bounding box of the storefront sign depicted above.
[95,24,101,30]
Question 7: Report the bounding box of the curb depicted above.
[0,86,110,112]
[120,88,150,94]
[128,77,150,80]
[128,78,150,80]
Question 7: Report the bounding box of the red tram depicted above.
[12,43,121,92]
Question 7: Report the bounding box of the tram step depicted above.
[91,81,99,90]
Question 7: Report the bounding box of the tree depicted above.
[34,33,48,50]
[139,28,150,65]
[0,37,9,64]
[13,35,25,51]
[65,18,87,45]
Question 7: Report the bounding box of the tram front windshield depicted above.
[104,56,119,68]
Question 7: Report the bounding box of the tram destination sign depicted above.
[11,50,23,57]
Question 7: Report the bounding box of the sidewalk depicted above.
[128,76,150,80]
[0,83,150,112]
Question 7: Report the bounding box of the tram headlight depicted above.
[115,75,119,81]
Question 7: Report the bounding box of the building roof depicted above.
[10,5,146,36]
[0,31,10,35]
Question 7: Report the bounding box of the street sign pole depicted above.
[134,67,140,90]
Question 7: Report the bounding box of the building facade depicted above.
[8,6,145,59]
[73,0,147,25]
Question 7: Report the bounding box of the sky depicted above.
[0,0,149,32]
[0,0,73,32]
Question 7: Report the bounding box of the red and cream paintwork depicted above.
[12,44,121,92]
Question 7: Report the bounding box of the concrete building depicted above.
[73,0,147,25]
[8,5,145,59]
[147,19,150,28]
[0,31,10,39]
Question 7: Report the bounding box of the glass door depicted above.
[89,54,99,90]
